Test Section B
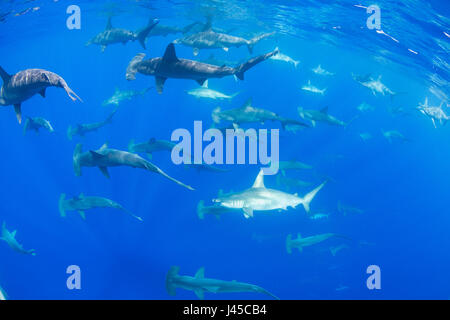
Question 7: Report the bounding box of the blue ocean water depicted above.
[0,0,449,300]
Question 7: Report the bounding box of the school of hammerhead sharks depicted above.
[0,12,447,300]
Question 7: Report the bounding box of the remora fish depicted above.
[73,143,194,190]
[126,43,279,94]
[0,67,82,123]
[59,193,143,221]
[301,80,326,95]
[0,222,36,256]
[102,87,150,106]
[213,169,327,218]
[23,117,54,135]
[86,17,159,52]
[298,106,355,127]
[197,200,240,220]
[286,233,346,253]
[187,80,239,100]
[417,98,449,128]
[166,266,279,300]
[173,26,275,55]
[67,109,117,140]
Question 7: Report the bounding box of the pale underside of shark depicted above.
[213,169,327,218]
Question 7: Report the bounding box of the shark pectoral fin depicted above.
[432,118,436,128]
[243,207,254,218]
[311,120,316,127]
[155,76,167,94]
[193,48,199,56]
[11,230,17,238]
[14,104,22,124]
[208,286,220,293]
[78,211,86,220]
[39,88,46,98]
[194,289,205,300]
[98,166,110,179]
[101,45,106,52]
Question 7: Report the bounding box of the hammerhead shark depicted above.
[298,106,356,127]
[0,67,82,123]
[59,193,143,221]
[86,17,159,52]
[73,143,194,190]
[23,116,54,135]
[0,222,36,256]
[286,233,348,253]
[166,266,279,300]
[213,169,327,218]
[126,43,279,93]
[67,109,117,140]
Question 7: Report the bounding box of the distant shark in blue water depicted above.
[126,43,279,93]
[0,222,36,256]
[166,266,279,300]
[286,233,346,253]
[298,106,356,127]
[59,193,143,221]
[73,143,194,190]
[417,98,449,128]
[0,67,82,123]
[86,17,159,52]
[128,138,176,160]
[102,87,150,107]
[301,80,326,95]
[213,169,327,218]
[23,116,54,135]
[67,109,117,140]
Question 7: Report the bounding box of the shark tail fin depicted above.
[166,266,180,296]
[286,234,292,254]
[73,144,83,177]
[301,181,327,213]
[234,48,280,81]
[197,200,205,220]
[126,53,146,81]
[59,194,67,217]
[105,108,117,124]
[136,19,159,50]
[344,115,360,129]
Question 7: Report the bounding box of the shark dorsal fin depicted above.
[99,143,108,151]
[149,137,156,143]
[106,17,113,30]
[202,80,208,88]
[0,66,11,83]
[242,98,252,109]
[321,106,329,113]
[195,267,205,279]
[11,230,17,238]
[162,43,179,63]
[297,233,302,240]
[79,193,85,198]
[252,169,265,188]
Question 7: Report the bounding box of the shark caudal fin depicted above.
[126,53,146,81]
[301,181,327,213]
[247,32,276,54]
[286,234,293,254]
[234,48,279,80]
[105,108,117,124]
[212,107,221,123]
[0,66,11,84]
[59,194,67,217]
[197,200,206,220]
[166,266,180,296]
[67,126,74,141]
[73,144,83,177]
[136,19,159,49]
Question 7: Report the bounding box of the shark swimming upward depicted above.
[213,169,327,218]
[0,67,82,123]
[166,266,279,300]
[126,43,279,93]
